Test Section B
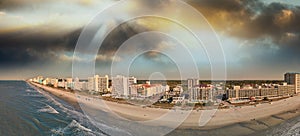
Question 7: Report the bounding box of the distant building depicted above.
[57,79,66,88]
[74,77,87,91]
[36,76,43,84]
[173,85,183,94]
[260,88,278,97]
[226,84,295,101]
[65,78,73,89]
[190,86,213,102]
[88,76,95,91]
[128,76,137,85]
[187,78,199,89]
[43,78,51,86]
[88,75,109,93]
[284,72,300,93]
[187,78,199,101]
[98,75,109,93]
[112,75,129,97]
[129,83,168,98]
[74,77,81,90]
[278,84,295,96]
[50,78,58,87]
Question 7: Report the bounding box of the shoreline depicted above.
[28,81,83,112]
[28,81,300,135]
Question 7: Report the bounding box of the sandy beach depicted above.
[29,81,300,135]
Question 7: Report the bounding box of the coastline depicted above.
[28,81,83,111]
[28,81,300,135]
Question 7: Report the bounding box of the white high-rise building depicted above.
[112,75,129,97]
[187,78,199,101]
[87,75,109,93]
[284,73,300,94]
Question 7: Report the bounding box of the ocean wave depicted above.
[38,105,59,114]
[31,84,129,136]
[25,89,34,92]
[51,120,98,136]
[92,121,132,136]
[23,94,44,97]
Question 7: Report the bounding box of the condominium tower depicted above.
[284,72,300,93]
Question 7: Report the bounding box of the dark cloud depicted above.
[189,0,300,44]
[0,26,82,67]
[0,17,170,68]
[186,0,300,60]
[0,0,46,10]
[99,21,149,55]
[99,17,171,59]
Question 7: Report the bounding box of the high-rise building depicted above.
[88,75,109,93]
[187,78,199,89]
[112,75,129,97]
[87,76,95,91]
[187,78,199,101]
[284,73,300,93]
[98,75,109,93]
[190,86,213,102]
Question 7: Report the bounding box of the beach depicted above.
[29,81,300,135]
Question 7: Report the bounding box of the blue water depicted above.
[0,81,108,136]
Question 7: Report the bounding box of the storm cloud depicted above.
[184,0,300,74]
[0,26,81,67]
[1,0,300,79]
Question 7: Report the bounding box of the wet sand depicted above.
[29,82,300,136]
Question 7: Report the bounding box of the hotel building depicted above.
[284,72,300,93]
[187,78,199,101]
[112,75,129,97]
[128,82,169,98]
[88,75,109,93]
[226,84,295,100]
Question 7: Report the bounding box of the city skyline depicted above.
[1,0,300,80]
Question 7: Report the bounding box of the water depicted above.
[0,81,108,136]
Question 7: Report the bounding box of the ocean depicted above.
[0,81,111,136]
[1,81,300,136]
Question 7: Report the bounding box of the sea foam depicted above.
[38,105,59,114]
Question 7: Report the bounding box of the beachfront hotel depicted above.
[112,76,169,98]
[226,83,295,101]
[187,78,220,103]
[111,75,129,97]
[284,72,300,93]
[190,85,214,102]
[225,73,299,102]
[128,83,162,98]
[87,75,109,93]
[187,78,200,101]
[226,76,297,102]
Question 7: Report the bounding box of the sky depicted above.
[0,0,300,80]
